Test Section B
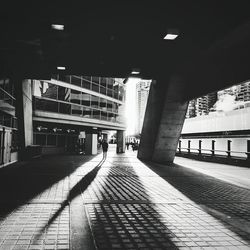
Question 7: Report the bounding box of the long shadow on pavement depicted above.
[42,157,105,229]
[83,156,181,249]
[0,154,96,217]
[145,160,250,244]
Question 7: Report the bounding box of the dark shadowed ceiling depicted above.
[1,1,250,98]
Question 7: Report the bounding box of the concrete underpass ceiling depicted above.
[1,1,250,99]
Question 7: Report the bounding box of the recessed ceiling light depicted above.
[51,24,64,30]
[57,66,66,70]
[164,29,179,40]
[131,68,140,75]
[164,33,178,40]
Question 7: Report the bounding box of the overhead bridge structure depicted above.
[1,2,250,163]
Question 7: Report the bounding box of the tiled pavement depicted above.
[0,146,250,249]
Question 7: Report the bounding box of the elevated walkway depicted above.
[0,145,249,249]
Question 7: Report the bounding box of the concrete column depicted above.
[137,80,167,160]
[116,130,125,153]
[152,76,188,164]
[85,134,97,155]
[15,79,33,159]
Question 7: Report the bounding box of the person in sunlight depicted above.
[101,139,109,159]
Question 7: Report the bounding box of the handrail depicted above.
[178,147,249,155]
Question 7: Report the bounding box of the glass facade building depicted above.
[32,76,126,154]
[33,78,124,123]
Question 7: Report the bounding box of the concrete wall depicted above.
[182,107,250,134]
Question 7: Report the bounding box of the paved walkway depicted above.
[0,145,249,249]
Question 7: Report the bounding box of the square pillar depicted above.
[14,79,33,160]
[152,76,188,164]
[116,130,125,153]
[137,80,167,160]
[85,134,98,155]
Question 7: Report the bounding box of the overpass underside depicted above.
[138,21,250,163]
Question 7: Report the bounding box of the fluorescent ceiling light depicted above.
[131,70,140,74]
[51,24,64,30]
[57,66,66,70]
[164,33,178,40]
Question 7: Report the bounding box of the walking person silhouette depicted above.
[101,139,109,159]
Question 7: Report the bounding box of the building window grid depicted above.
[53,75,124,101]
[33,96,120,122]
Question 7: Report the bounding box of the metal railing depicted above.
[177,139,250,160]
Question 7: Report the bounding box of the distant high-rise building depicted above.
[186,99,196,118]
[135,80,151,134]
[196,96,209,116]
[236,81,250,102]
[207,92,218,111]
[186,92,217,118]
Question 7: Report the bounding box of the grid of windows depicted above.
[33,81,122,123]
[52,75,125,101]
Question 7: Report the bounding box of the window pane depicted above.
[92,109,100,119]
[82,93,90,106]
[100,98,107,110]
[101,111,107,120]
[113,103,119,113]
[114,87,118,99]
[92,76,99,84]
[107,101,112,111]
[58,86,70,101]
[91,95,99,108]
[58,75,71,83]
[35,98,58,112]
[33,81,57,99]
[108,112,116,122]
[59,102,71,114]
[82,78,91,89]
[71,76,82,87]
[91,83,99,92]
[100,86,106,95]
[107,88,113,98]
[70,89,81,104]
[107,78,114,90]
[83,107,91,118]
[100,77,106,87]
[71,104,83,116]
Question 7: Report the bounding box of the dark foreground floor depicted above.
[0,145,249,250]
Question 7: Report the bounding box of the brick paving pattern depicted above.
[0,148,249,249]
